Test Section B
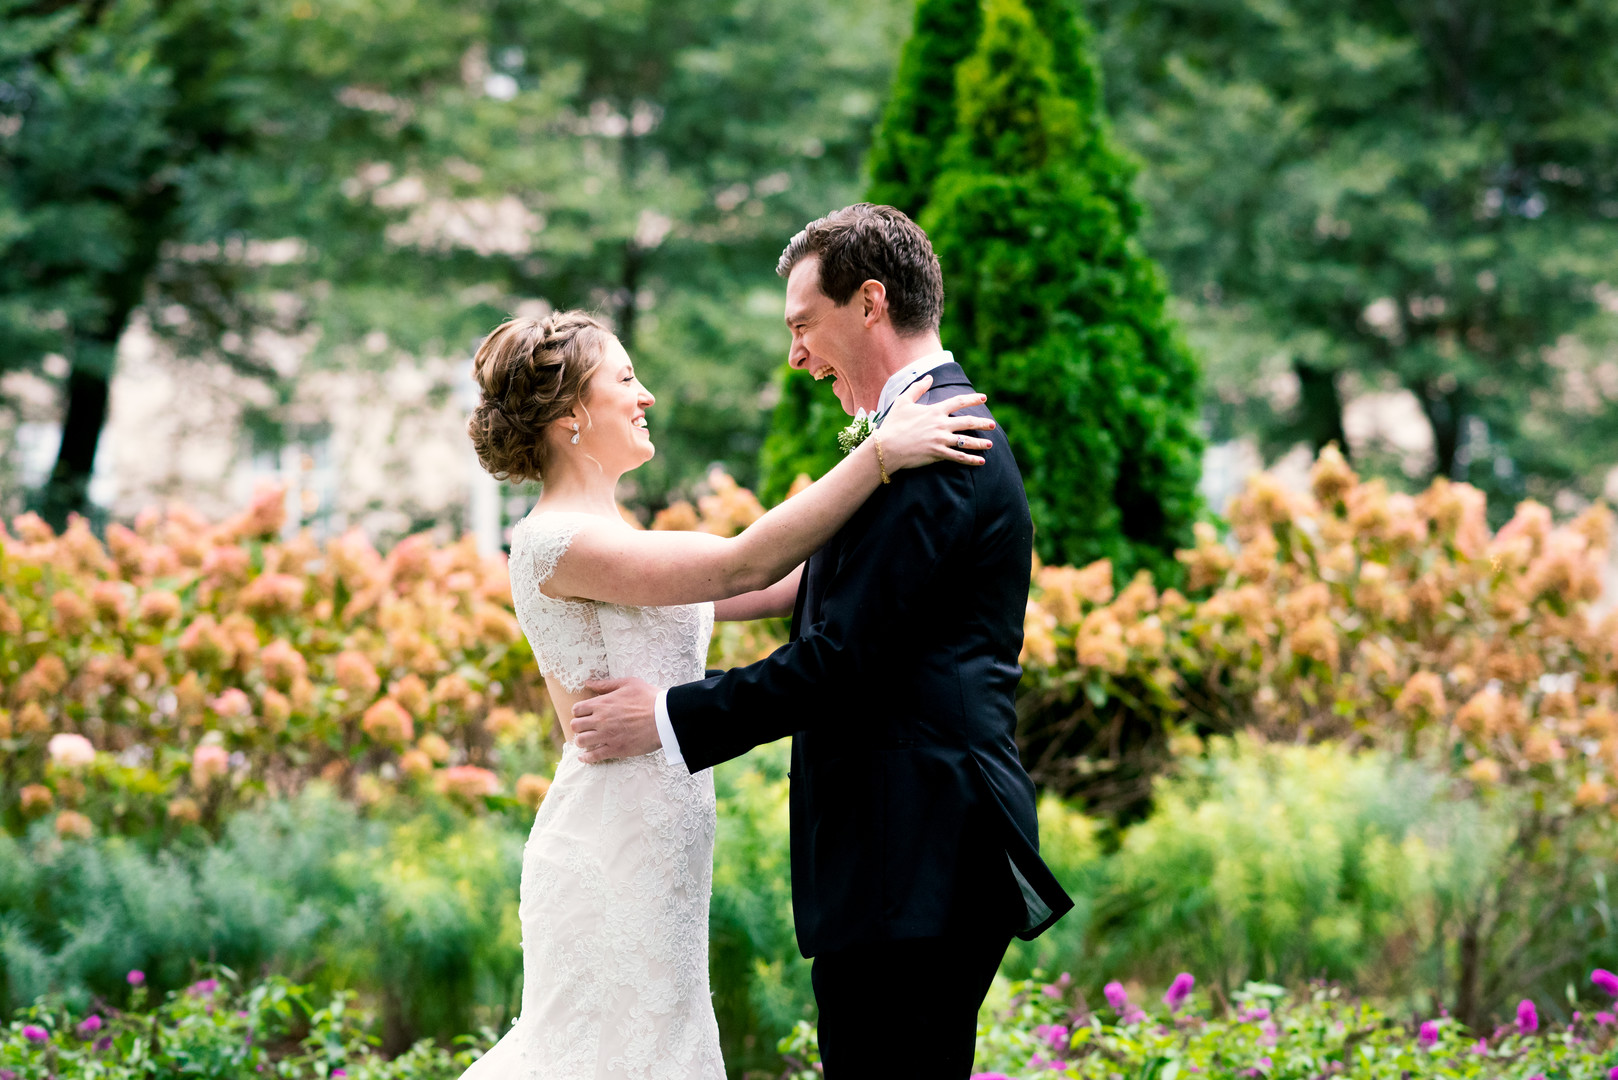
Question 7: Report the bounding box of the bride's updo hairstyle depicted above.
[467,310,612,483]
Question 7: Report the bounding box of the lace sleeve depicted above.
[528,513,588,588]
[510,513,609,694]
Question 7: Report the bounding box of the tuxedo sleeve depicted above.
[666,459,974,772]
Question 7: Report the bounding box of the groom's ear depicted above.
[859,279,888,327]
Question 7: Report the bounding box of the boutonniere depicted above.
[837,409,875,455]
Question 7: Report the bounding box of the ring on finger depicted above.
[955,437,966,449]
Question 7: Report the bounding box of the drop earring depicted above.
[570,422,580,445]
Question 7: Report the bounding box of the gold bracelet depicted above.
[873,434,890,484]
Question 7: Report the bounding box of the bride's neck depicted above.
[536,459,626,516]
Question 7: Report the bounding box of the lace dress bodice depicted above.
[508,510,715,696]
[460,509,723,1080]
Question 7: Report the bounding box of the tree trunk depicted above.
[1456,914,1482,1032]
[1293,358,1348,459]
[1415,379,1467,480]
[37,347,115,531]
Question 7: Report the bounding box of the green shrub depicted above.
[0,748,823,1072]
[1092,737,1441,996]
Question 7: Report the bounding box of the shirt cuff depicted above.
[654,689,684,766]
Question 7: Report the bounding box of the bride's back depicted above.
[509,509,714,742]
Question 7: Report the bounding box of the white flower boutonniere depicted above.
[837,409,874,455]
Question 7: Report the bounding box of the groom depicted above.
[572,203,1072,1076]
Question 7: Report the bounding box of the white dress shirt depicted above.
[653,350,956,765]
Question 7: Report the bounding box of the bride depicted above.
[459,310,995,1079]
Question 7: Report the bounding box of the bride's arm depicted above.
[543,377,993,607]
[713,565,801,622]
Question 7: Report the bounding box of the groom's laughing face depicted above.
[784,255,866,416]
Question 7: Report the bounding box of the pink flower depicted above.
[188,978,220,996]
[191,744,230,785]
[1608,1068,1618,1080]
[1597,1011,1616,1025]
[1594,969,1618,997]
[1104,980,1130,1011]
[332,1072,348,1078]
[1517,998,1538,1035]
[1034,1023,1069,1049]
[1418,1020,1439,1049]
[77,1015,103,1036]
[1239,1006,1270,1022]
[1471,1038,1487,1054]
[1260,1021,1279,1045]
[47,733,96,770]
[94,1036,112,1052]
[210,688,251,718]
[22,1025,48,1042]
[1164,972,1196,1011]
[436,764,499,800]
[1122,1008,1147,1024]
[1040,983,1063,999]
[969,1075,1012,1080]
[127,969,145,986]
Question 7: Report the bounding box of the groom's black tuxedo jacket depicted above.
[667,362,1073,957]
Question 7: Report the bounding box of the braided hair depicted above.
[467,310,613,483]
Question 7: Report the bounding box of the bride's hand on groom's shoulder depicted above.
[572,677,662,763]
[878,375,996,472]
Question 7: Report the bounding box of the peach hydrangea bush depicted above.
[0,487,556,839]
[1017,447,1617,818]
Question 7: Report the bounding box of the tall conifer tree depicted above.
[923,0,1202,575]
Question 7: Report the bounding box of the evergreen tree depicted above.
[922,0,1202,575]
[865,0,982,219]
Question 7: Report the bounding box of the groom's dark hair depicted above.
[777,203,943,336]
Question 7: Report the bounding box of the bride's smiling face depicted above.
[572,337,656,471]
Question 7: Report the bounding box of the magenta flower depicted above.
[1104,980,1130,1012]
[332,1071,348,1079]
[1608,1068,1618,1080]
[1594,969,1618,997]
[1040,983,1063,999]
[1517,999,1538,1035]
[1471,1038,1487,1054]
[1418,1020,1439,1049]
[1122,1007,1148,1024]
[969,1075,1012,1080]
[189,978,220,996]
[127,970,145,986]
[77,1014,103,1036]
[1601,1012,1618,1025]
[1164,972,1196,1011]
[1034,1023,1070,1050]
[22,1025,48,1042]
[1239,1006,1271,1022]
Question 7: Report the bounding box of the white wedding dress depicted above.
[461,510,725,1080]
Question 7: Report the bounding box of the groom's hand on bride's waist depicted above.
[572,677,662,764]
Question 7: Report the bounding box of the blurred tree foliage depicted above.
[1082,0,1618,511]
[765,0,1203,575]
[0,0,907,520]
[304,0,907,508]
[0,0,462,527]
